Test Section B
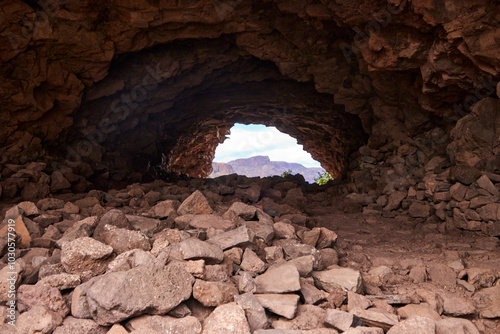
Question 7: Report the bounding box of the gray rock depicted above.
[281,243,319,265]
[227,202,257,220]
[126,314,202,334]
[397,303,441,321]
[71,280,94,319]
[274,221,297,239]
[16,305,63,334]
[476,175,499,196]
[235,184,261,203]
[183,214,236,231]
[472,284,500,318]
[353,308,399,332]
[477,203,500,221]
[192,279,238,307]
[470,196,496,209]
[240,248,266,275]
[126,214,161,233]
[343,328,383,334]
[18,201,40,216]
[55,224,93,248]
[61,237,113,276]
[178,190,213,215]
[272,304,326,331]
[18,282,70,319]
[347,291,372,312]
[387,316,435,334]
[254,331,303,334]
[86,262,194,325]
[53,316,108,334]
[93,209,133,242]
[147,200,179,218]
[409,201,431,218]
[384,191,406,211]
[316,227,337,250]
[254,294,300,319]
[39,273,81,290]
[255,263,301,294]
[234,292,269,332]
[289,255,315,277]
[238,271,257,293]
[37,198,65,211]
[207,225,255,250]
[99,225,151,254]
[427,263,457,288]
[51,171,72,191]
[300,279,326,305]
[244,221,275,243]
[438,291,476,316]
[450,183,467,201]
[106,249,158,273]
[312,267,363,293]
[435,318,480,334]
[324,309,358,332]
[202,302,251,334]
[173,237,224,263]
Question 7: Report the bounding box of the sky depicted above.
[213,123,322,167]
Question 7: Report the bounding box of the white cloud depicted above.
[214,124,321,167]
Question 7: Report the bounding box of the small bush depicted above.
[281,169,293,178]
[314,171,334,185]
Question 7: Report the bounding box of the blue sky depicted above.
[213,123,322,167]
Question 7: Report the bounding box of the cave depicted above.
[1,1,500,333]
[1,0,499,189]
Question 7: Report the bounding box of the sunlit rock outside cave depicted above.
[0,0,499,333]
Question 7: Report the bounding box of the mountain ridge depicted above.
[209,155,325,183]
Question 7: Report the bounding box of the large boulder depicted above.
[84,262,194,325]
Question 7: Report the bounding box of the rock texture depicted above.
[1,0,499,192]
[1,2,500,333]
[1,176,498,333]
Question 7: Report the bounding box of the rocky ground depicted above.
[0,169,499,334]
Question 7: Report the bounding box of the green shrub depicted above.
[281,169,293,178]
[314,171,334,185]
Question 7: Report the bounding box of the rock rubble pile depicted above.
[1,174,498,333]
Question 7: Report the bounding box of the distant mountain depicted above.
[209,156,325,183]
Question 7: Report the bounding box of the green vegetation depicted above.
[280,169,293,178]
[314,171,334,185]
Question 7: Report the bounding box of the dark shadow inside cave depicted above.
[52,38,368,188]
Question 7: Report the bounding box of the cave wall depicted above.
[0,0,499,191]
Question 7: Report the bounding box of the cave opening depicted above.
[210,123,326,183]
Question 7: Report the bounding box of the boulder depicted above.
[387,316,435,334]
[61,237,113,277]
[202,302,251,334]
[192,279,238,307]
[85,262,194,325]
[255,263,301,294]
[312,267,363,293]
[234,292,269,332]
[178,190,213,215]
[126,315,202,334]
[254,294,300,319]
